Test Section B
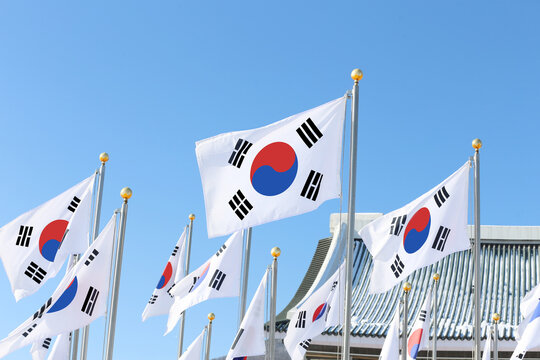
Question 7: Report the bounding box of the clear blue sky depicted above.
[0,1,539,359]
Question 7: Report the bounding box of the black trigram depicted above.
[25,262,47,284]
[299,339,312,350]
[22,324,37,337]
[67,196,81,212]
[188,276,198,293]
[215,244,227,257]
[433,186,450,208]
[84,249,99,266]
[517,353,525,359]
[331,280,338,291]
[432,226,451,252]
[300,170,323,201]
[390,215,407,236]
[295,310,306,328]
[390,255,404,278]
[296,118,323,148]
[229,190,253,220]
[167,284,175,298]
[42,338,52,349]
[81,287,99,316]
[16,225,33,247]
[33,297,52,320]
[228,139,253,168]
[209,269,226,290]
[148,295,158,304]
[231,328,244,350]
[171,246,179,257]
[419,310,427,322]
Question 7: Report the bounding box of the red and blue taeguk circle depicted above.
[156,262,173,290]
[48,277,78,313]
[250,142,298,196]
[402,208,431,254]
[407,328,423,359]
[312,302,328,322]
[39,220,69,262]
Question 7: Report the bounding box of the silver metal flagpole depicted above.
[493,313,499,360]
[342,68,362,360]
[178,214,195,359]
[205,313,215,360]
[402,282,411,360]
[79,152,109,360]
[239,227,253,325]
[433,273,439,360]
[472,138,482,360]
[269,247,280,360]
[103,187,132,360]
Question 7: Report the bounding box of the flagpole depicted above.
[239,227,253,325]
[433,273,439,360]
[472,138,482,360]
[178,214,195,359]
[342,68,362,360]
[79,152,108,360]
[493,313,499,360]
[402,282,411,360]
[205,313,215,360]
[103,187,132,360]
[269,247,281,360]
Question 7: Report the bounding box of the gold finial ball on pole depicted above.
[433,273,440,282]
[472,138,483,150]
[492,313,500,323]
[189,213,195,221]
[351,69,363,81]
[271,247,281,258]
[208,312,215,322]
[403,282,412,293]
[120,187,132,200]
[99,152,110,163]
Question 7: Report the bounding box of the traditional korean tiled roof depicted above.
[276,213,540,345]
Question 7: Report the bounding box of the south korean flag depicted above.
[196,96,346,238]
[0,174,95,301]
[0,214,116,359]
[360,161,470,294]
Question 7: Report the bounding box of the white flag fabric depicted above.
[179,328,205,360]
[510,288,540,359]
[47,333,69,360]
[407,291,432,360]
[30,337,51,360]
[196,97,346,238]
[0,174,95,301]
[142,226,188,321]
[166,231,243,334]
[0,213,116,358]
[482,334,491,360]
[517,282,540,339]
[360,162,470,293]
[226,269,268,360]
[379,308,400,360]
[284,262,345,360]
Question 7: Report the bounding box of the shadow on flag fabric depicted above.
[407,291,432,360]
[0,213,116,359]
[166,231,243,335]
[284,262,345,360]
[226,269,268,360]
[196,96,346,238]
[360,161,470,294]
[379,307,400,360]
[179,328,205,360]
[142,226,188,321]
[0,174,95,301]
[510,285,540,359]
